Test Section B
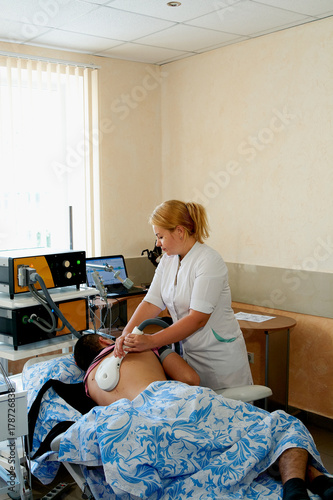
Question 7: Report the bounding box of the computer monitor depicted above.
[86,255,128,289]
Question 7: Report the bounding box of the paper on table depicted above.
[235,312,275,323]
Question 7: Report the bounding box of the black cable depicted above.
[28,284,66,334]
[31,274,82,339]
[138,318,171,330]
[28,284,57,333]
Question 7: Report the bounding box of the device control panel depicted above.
[0,250,86,298]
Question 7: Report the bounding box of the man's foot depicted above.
[309,475,333,500]
[283,478,310,500]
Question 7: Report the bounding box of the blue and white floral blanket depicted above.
[23,354,326,500]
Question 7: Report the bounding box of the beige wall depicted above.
[1,18,333,417]
[161,17,333,273]
[98,59,164,257]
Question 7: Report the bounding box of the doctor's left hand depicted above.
[123,333,153,352]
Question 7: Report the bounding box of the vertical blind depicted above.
[0,55,100,256]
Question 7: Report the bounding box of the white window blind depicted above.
[0,55,100,256]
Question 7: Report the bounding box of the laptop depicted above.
[86,255,147,298]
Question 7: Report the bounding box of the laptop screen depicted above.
[86,255,128,288]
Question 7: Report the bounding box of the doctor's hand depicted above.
[114,334,129,358]
[123,333,154,353]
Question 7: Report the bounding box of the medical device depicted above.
[90,270,107,301]
[0,249,86,298]
[95,326,143,391]
[0,294,88,349]
[0,250,94,348]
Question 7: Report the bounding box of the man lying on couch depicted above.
[73,333,332,500]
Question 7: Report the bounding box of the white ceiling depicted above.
[1,0,333,65]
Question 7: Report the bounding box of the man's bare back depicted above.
[86,350,168,406]
[74,333,200,406]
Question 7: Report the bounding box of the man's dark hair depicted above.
[74,334,104,372]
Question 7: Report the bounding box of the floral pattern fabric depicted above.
[23,355,326,500]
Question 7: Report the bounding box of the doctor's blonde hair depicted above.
[149,200,210,243]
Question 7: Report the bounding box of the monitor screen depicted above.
[86,256,127,287]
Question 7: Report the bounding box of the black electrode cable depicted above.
[28,284,57,333]
[30,273,82,339]
[28,283,66,334]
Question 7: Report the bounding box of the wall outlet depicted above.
[248,352,254,364]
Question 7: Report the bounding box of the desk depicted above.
[234,308,296,412]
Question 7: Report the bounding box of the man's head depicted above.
[74,333,111,371]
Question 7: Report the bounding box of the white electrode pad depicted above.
[95,327,143,391]
[95,355,123,391]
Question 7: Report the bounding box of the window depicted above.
[0,55,100,256]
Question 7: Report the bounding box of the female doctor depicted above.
[114,200,252,391]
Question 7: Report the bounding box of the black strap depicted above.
[30,421,74,459]
[28,379,96,457]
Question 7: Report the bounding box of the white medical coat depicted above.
[144,242,253,390]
